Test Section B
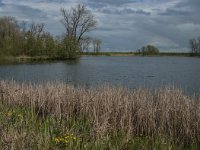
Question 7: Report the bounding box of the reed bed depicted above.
[0,80,200,149]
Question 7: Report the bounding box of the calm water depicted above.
[0,56,200,95]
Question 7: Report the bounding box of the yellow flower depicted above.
[6,111,12,117]
[65,140,69,143]
[54,133,77,147]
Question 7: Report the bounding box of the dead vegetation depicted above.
[0,80,200,147]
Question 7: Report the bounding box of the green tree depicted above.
[42,32,57,57]
[0,9,99,60]
[58,36,79,59]
[25,23,46,56]
[0,16,21,56]
[139,45,160,55]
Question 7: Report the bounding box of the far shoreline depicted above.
[0,52,195,64]
[81,52,192,57]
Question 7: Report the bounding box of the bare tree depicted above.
[27,22,45,38]
[190,38,199,55]
[61,4,97,44]
[80,36,91,52]
[198,37,200,54]
[93,38,102,53]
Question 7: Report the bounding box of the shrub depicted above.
[137,45,160,55]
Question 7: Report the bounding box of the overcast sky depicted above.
[0,0,200,52]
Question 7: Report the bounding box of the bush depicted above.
[137,45,160,55]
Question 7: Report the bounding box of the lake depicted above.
[0,56,200,95]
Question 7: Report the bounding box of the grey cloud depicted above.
[0,3,47,21]
[0,0,199,52]
[176,0,200,24]
[100,8,151,15]
[0,1,4,6]
[135,9,151,16]
[158,8,191,16]
[88,0,137,6]
[177,0,200,10]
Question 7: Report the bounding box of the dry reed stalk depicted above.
[0,80,200,145]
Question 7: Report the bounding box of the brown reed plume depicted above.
[0,80,200,146]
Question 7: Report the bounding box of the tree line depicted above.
[0,4,102,59]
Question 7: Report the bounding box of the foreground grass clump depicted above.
[0,81,200,149]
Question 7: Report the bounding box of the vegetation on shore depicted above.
[0,80,200,149]
[0,4,98,60]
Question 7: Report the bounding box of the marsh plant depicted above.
[0,80,200,149]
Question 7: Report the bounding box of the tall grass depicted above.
[0,80,200,149]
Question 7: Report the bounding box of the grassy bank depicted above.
[81,52,193,57]
[0,55,80,64]
[80,52,135,56]
[0,52,195,64]
[159,52,191,57]
[0,81,200,149]
[0,55,57,63]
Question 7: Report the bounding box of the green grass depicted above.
[0,103,198,150]
[159,52,191,57]
[80,52,135,56]
[0,55,80,65]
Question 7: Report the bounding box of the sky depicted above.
[0,0,200,52]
